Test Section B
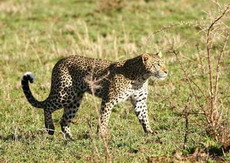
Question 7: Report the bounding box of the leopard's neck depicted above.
[114,57,152,85]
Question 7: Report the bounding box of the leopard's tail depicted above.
[21,72,45,109]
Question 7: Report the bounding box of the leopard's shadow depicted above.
[0,130,55,141]
[0,130,91,143]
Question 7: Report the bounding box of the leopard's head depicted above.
[142,52,168,80]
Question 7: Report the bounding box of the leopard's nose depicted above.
[162,66,168,74]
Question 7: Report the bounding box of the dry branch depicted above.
[170,2,230,150]
[85,62,112,163]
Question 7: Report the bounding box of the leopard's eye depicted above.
[157,63,161,66]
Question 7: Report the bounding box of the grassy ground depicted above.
[0,0,230,162]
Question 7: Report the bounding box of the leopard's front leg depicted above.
[131,88,154,134]
[97,100,115,137]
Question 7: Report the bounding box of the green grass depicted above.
[0,0,230,162]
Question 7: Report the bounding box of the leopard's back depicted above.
[48,55,110,94]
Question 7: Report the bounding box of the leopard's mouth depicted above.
[154,74,167,80]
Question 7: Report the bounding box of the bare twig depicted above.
[207,4,230,35]
[206,3,230,113]
[195,44,205,75]
[172,50,211,126]
[86,120,100,155]
[85,62,112,163]
[205,4,230,141]
[183,97,191,149]
[213,34,229,106]
[172,50,206,99]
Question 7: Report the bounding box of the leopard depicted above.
[21,53,168,139]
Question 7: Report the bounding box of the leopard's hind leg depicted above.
[43,96,63,135]
[44,109,55,135]
[60,92,84,139]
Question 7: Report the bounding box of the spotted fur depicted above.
[21,53,168,138]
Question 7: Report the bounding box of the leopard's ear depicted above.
[142,53,151,63]
[156,51,162,58]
